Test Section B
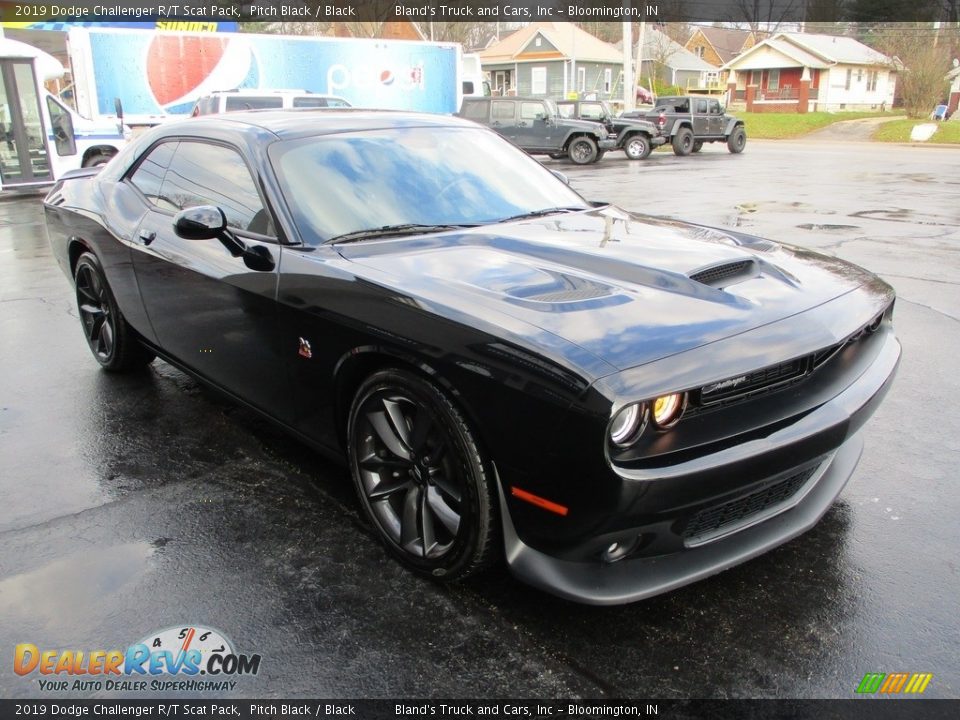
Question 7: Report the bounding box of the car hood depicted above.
[562,118,607,133]
[337,206,887,375]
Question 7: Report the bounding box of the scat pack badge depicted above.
[14,624,262,693]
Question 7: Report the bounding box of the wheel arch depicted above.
[725,119,745,135]
[81,145,119,166]
[332,346,492,464]
[67,237,95,278]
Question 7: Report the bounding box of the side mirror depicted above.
[174,205,227,240]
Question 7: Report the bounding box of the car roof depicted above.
[158,109,479,141]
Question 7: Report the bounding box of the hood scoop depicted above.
[689,259,758,288]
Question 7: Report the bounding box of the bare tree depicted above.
[869,23,951,116]
[734,0,801,32]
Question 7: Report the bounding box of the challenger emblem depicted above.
[703,375,748,395]
[298,337,312,359]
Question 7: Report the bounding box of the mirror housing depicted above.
[173,206,227,240]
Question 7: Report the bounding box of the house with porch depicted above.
[722,32,896,113]
[478,22,623,100]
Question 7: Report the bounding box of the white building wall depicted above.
[818,64,896,110]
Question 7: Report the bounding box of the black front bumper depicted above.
[498,331,900,605]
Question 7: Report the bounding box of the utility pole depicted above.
[623,19,634,111]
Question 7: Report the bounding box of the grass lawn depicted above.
[872,119,960,144]
[739,111,896,139]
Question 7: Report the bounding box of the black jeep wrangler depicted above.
[556,99,666,160]
[623,95,747,156]
[458,97,616,165]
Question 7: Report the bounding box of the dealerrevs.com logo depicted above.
[15,625,262,693]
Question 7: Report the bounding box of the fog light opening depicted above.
[602,535,642,563]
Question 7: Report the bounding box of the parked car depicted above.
[458,96,615,164]
[190,89,351,116]
[556,99,666,160]
[44,110,899,605]
[623,95,747,155]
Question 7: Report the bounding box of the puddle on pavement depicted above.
[0,542,155,630]
[797,223,861,231]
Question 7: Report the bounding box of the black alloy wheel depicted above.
[74,252,154,372]
[348,369,497,580]
[567,136,598,165]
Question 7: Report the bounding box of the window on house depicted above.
[856,68,863,82]
[845,69,852,90]
[577,67,586,93]
[767,69,780,91]
[868,70,879,92]
[535,36,542,47]
[604,68,612,94]
[750,70,761,85]
[695,46,705,58]
[531,67,547,95]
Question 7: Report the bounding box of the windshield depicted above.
[269,126,588,243]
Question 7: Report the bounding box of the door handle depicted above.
[138,230,156,245]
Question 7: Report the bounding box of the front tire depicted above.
[623,133,652,160]
[567,136,598,165]
[74,252,155,372]
[347,369,498,581]
[692,140,704,153]
[672,127,694,156]
[727,126,747,154]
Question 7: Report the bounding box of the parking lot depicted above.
[1,137,958,699]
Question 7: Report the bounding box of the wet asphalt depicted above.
[1,139,958,700]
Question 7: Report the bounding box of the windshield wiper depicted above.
[326,223,479,245]
[496,206,587,223]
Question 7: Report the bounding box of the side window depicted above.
[677,99,690,112]
[519,102,543,121]
[581,103,603,120]
[460,100,488,121]
[695,99,708,114]
[128,141,178,206]
[709,100,721,114]
[556,104,574,118]
[292,96,330,108]
[326,98,350,108]
[492,101,515,121]
[160,142,275,236]
[223,96,283,112]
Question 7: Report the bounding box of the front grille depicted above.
[699,356,811,406]
[682,464,820,546]
[689,260,755,287]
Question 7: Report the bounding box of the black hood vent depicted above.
[689,259,756,288]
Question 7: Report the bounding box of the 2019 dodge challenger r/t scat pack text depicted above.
[44,111,900,605]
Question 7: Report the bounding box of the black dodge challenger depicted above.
[44,111,900,604]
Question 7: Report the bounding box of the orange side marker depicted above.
[511,486,569,516]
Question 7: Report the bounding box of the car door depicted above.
[126,138,289,416]
[708,99,725,136]
[693,97,710,136]
[516,100,551,150]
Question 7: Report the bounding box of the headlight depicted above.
[609,403,643,447]
[651,393,685,429]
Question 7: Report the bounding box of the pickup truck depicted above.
[556,99,666,160]
[458,97,616,164]
[623,95,747,156]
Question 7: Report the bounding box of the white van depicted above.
[190,89,352,116]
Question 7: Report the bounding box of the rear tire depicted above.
[672,127,694,156]
[74,252,155,372]
[567,136,598,165]
[727,127,747,154]
[347,368,498,582]
[692,140,704,153]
